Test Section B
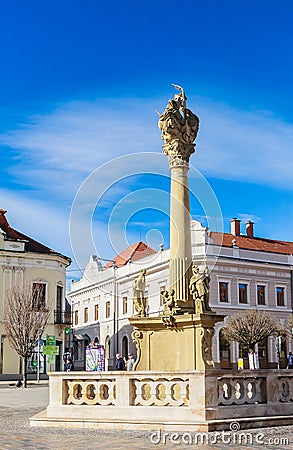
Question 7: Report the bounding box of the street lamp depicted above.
[275,335,281,369]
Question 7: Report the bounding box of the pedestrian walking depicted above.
[64,357,74,372]
[115,353,125,370]
[287,351,293,369]
[126,353,135,371]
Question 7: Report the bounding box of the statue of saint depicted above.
[189,264,211,314]
[158,84,200,154]
[133,269,147,317]
[161,289,175,316]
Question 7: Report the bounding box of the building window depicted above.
[160,286,166,306]
[239,283,248,304]
[257,338,267,359]
[74,310,78,325]
[105,301,110,318]
[84,307,88,323]
[32,282,46,309]
[123,296,128,315]
[239,343,249,359]
[276,287,285,306]
[94,304,99,321]
[219,282,229,303]
[56,285,63,311]
[257,285,266,305]
[219,330,230,360]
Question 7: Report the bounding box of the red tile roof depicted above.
[0,209,71,261]
[103,241,157,269]
[210,231,293,255]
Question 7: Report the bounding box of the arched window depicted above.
[105,336,111,358]
[122,336,128,358]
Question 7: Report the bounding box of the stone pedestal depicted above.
[130,312,225,372]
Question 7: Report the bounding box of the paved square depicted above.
[0,384,292,449]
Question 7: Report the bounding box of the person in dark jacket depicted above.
[115,353,125,370]
[287,352,293,369]
[64,358,74,372]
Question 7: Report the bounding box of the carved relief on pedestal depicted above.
[131,330,143,371]
[200,327,215,368]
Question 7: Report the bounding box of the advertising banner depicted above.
[86,346,105,371]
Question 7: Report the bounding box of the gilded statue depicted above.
[133,269,147,317]
[158,84,199,163]
[189,263,211,314]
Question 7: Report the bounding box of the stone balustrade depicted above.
[30,370,293,431]
[218,376,265,406]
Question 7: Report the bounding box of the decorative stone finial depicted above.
[158,85,199,167]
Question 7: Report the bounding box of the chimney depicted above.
[246,221,254,238]
[230,218,241,236]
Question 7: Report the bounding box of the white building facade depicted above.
[70,219,293,370]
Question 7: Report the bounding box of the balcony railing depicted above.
[54,310,72,325]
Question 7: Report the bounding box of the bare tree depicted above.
[3,284,50,387]
[222,309,282,352]
[285,315,293,336]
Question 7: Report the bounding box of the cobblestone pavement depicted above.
[0,385,293,449]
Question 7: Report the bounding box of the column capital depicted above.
[163,141,195,168]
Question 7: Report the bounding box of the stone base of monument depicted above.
[130,313,225,371]
[30,370,293,431]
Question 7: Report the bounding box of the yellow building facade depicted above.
[0,209,71,377]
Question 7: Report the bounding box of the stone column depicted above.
[158,86,200,312]
[165,143,195,311]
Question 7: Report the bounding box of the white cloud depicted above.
[0,188,71,258]
[1,95,292,197]
[192,96,293,189]
[237,213,262,223]
[1,94,293,274]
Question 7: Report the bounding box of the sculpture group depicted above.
[158,84,199,149]
[132,263,211,319]
[132,85,211,321]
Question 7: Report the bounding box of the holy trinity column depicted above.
[158,85,200,312]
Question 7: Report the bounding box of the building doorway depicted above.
[279,335,287,369]
[105,336,111,359]
[219,329,231,369]
[257,338,269,368]
[122,336,128,359]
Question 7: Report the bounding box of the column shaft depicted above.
[169,163,192,304]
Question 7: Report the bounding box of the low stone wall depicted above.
[30,369,293,431]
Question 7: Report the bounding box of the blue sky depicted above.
[0,1,292,277]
